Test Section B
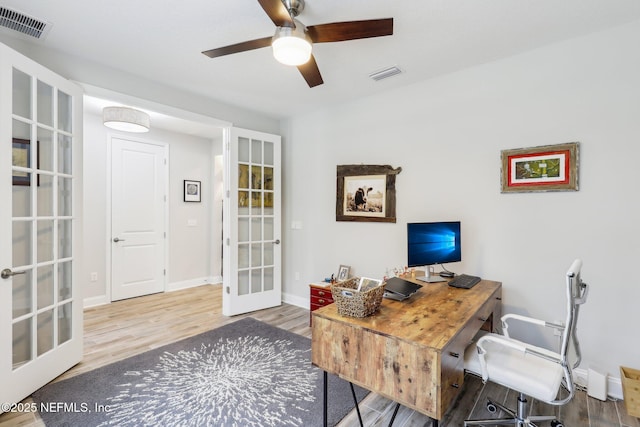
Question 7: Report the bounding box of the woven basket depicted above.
[330,277,385,318]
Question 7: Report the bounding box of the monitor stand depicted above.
[416,266,446,283]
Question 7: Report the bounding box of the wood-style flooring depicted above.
[1,284,637,426]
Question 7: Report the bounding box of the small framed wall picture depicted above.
[184,180,201,202]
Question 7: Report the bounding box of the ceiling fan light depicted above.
[272,26,312,66]
[103,106,150,133]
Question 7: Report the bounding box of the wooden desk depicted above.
[311,277,502,424]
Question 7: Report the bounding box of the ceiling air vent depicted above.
[0,7,51,39]
[369,66,403,82]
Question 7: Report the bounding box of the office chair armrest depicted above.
[475,334,528,382]
[501,313,564,338]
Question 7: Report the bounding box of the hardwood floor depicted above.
[1,284,637,426]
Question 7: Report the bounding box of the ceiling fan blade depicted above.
[202,37,272,58]
[297,55,323,88]
[307,18,393,43]
[257,0,295,28]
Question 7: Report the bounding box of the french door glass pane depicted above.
[37,80,53,127]
[12,68,31,119]
[251,243,261,268]
[58,302,72,344]
[251,218,261,241]
[264,267,274,291]
[251,139,262,163]
[238,271,249,296]
[37,220,54,262]
[13,318,33,368]
[37,310,54,356]
[37,127,54,172]
[36,264,54,309]
[238,217,249,242]
[264,142,274,166]
[37,175,54,217]
[58,220,72,259]
[12,221,32,267]
[238,164,249,189]
[264,244,274,266]
[12,184,31,218]
[12,269,33,318]
[238,137,249,162]
[238,244,249,269]
[264,218,273,240]
[58,177,72,216]
[57,91,72,132]
[58,261,72,301]
[58,134,72,174]
[251,269,262,293]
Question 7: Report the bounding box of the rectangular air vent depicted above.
[369,66,403,82]
[0,7,51,39]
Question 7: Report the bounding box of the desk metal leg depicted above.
[349,382,364,427]
[388,402,400,426]
[323,371,328,427]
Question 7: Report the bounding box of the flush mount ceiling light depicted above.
[272,21,312,66]
[103,106,150,133]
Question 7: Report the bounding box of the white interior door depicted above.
[0,42,83,405]
[111,137,167,301]
[223,127,281,316]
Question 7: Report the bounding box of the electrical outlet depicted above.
[90,272,98,282]
[295,272,300,281]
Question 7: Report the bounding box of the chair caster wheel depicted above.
[486,401,497,413]
[551,420,564,427]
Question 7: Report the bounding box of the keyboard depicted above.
[448,274,481,289]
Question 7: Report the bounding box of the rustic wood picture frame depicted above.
[336,164,401,223]
[501,142,579,193]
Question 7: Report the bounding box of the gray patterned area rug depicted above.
[32,317,368,426]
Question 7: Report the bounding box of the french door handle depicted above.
[1,268,26,280]
[273,239,281,244]
[113,237,126,243]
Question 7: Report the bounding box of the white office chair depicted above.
[463,259,589,427]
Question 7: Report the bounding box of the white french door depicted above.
[110,137,167,301]
[0,42,83,405]
[223,127,281,316]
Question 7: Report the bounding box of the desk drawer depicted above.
[441,337,467,410]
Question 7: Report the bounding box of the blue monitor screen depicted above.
[407,221,461,267]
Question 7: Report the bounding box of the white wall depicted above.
[82,111,220,303]
[281,21,640,388]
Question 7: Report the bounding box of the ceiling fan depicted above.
[202,0,393,88]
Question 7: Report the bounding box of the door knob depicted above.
[1,268,26,280]
[113,237,126,242]
[273,239,281,244]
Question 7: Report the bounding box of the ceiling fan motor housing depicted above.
[283,0,304,18]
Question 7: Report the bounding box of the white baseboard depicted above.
[83,295,110,309]
[166,276,218,292]
[283,292,308,310]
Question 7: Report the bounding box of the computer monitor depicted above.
[407,221,461,268]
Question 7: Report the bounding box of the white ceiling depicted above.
[2,0,640,127]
